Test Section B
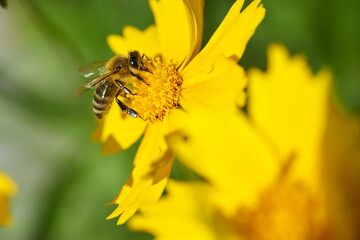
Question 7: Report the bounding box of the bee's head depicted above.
[129,51,141,70]
[129,51,144,71]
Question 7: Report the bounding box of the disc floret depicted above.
[128,57,183,122]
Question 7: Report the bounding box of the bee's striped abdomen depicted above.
[93,81,118,119]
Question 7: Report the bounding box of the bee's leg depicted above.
[115,80,137,96]
[140,54,152,73]
[130,73,149,85]
[115,90,138,118]
[141,53,149,61]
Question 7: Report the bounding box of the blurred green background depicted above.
[0,0,359,239]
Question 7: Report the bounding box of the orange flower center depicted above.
[244,183,327,240]
[126,57,183,122]
[216,183,330,240]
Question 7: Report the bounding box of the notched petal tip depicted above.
[104,123,174,225]
[106,206,123,220]
[107,34,126,55]
[107,25,160,57]
[0,172,17,196]
[181,0,265,80]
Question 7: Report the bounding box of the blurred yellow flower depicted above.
[0,171,17,226]
[127,45,349,239]
[321,103,360,240]
[93,0,265,224]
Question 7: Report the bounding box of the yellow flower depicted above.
[0,171,17,226]
[321,103,360,240]
[127,45,345,239]
[93,0,265,224]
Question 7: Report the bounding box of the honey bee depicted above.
[74,51,148,119]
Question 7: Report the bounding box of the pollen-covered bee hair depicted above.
[74,51,148,119]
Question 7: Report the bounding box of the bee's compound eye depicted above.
[129,59,139,69]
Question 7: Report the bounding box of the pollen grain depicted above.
[127,57,183,122]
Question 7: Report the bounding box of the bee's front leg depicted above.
[129,72,149,85]
[141,53,149,61]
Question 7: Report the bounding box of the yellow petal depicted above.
[167,111,278,209]
[180,56,247,112]
[92,100,147,154]
[166,108,188,135]
[107,25,160,57]
[248,44,331,190]
[107,120,174,224]
[149,0,204,67]
[184,0,205,60]
[0,172,17,196]
[181,0,265,78]
[129,180,217,240]
[0,171,17,226]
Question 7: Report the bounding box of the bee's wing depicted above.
[77,61,107,78]
[74,69,117,97]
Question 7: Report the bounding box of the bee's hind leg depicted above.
[115,90,138,118]
[115,80,137,96]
